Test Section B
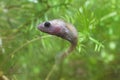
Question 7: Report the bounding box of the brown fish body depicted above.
[38,19,78,58]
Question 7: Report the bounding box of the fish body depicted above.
[38,19,78,45]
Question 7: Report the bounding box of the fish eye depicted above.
[44,22,51,27]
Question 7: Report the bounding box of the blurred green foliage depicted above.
[0,0,120,80]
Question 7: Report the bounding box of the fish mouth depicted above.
[37,24,42,30]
